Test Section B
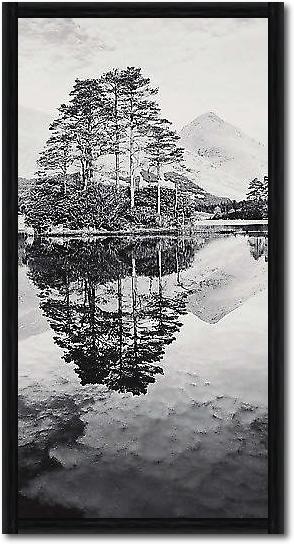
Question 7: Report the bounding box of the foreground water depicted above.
[18,226,268,518]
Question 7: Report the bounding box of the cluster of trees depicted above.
[25,177,232,233]
[29,67,186,231]
[26,237,197,394]
[243,175,268,219]
[25,179,202,232]
[213,175,268,220]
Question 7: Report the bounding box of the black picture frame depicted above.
[2,2,284,534]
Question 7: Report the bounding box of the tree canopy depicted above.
[25,67,187,231]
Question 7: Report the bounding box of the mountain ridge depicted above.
[180,111,267,200]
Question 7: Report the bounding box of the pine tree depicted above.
[59,78,108,190]
[146,119,184,225]
[36,119,73,195]
[100,69,127,190]
[246,177,264,202]
[120,67,159,208]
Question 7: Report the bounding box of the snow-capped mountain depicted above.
[180,112,267,201]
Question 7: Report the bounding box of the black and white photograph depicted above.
[16,12,271,523]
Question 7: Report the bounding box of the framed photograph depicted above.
[2,2,284,534]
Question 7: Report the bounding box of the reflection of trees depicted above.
[26,237,196,395]
[247,235,268,262]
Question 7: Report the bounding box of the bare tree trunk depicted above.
[158,243,162,293]
[175,244,180,285]
[115,151,120,190]
[63,174,67,196]
[115,88,120,191]
[89,149,94,182]
[130,126,135,208]
[63,154,67,196]
[80,159,86,189]
[174,182,178,214]
[129,95,135,209]
[157,163,161,225]
[84,156,90,191]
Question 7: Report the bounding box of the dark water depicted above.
[18,227,268,518]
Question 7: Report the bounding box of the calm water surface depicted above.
[18,226,268,518]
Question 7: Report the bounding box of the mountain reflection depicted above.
[26,237,198,395]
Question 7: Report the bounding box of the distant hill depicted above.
[19,106,54,178]
[163,171,230,206]
[180,112,267,200]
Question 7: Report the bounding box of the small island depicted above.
[18,68,268,237]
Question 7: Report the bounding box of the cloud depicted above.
[18,18,115,69]
[18,17,267,143]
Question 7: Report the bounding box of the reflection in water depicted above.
[19,229,268,519]
[27,237,199,394]
[247,235,268,262]
[26,232,268,395]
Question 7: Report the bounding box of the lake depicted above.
[18,226,268,519]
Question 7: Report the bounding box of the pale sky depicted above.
[18,17,268,143]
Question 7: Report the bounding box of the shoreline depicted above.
[192,219,268,226]
[19,219,268,239]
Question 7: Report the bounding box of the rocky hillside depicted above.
[140,170,230,207]
[180,112,267,200]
